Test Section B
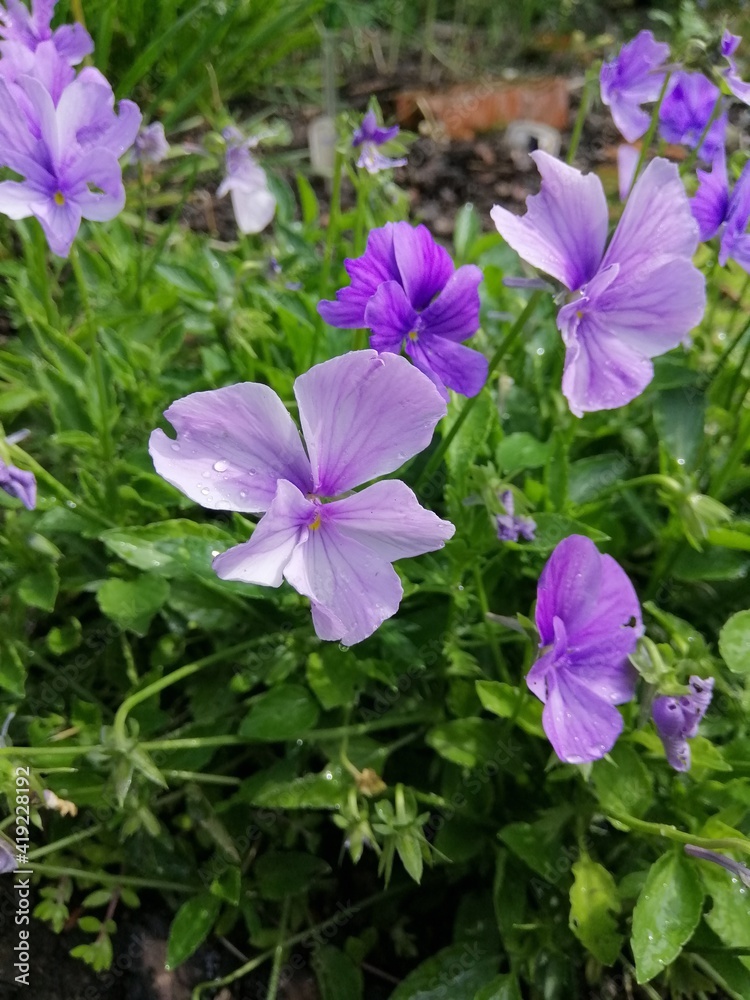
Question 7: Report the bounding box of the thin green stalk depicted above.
[27,824,103,861]
[607,812,750,856]
[7,444,113,527]
[567,68,596,165]
[709,310,750,381]
[628,72,671,197]
[473,565,508,682]
[29,863,194,893]
[416,292,542,490]
[300,712,438,742]
[29,224,59,328]
[689,955,745,1000]
[162,770,241,786]
[135,162,148,302]
[266,896,291,1000]
[710,408,750,497]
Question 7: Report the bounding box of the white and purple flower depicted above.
[149,351,455,646]
[352,110,406,174]
[218,128,275,235]
[491,152,705,416]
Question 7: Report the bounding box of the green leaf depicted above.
[313,946,363,1000]
[255,851,331,900]
[390,944,499,1000]
[239,684,320,741]
[426,718,508,769]
[473,975,522,1000]
[210,866,241,906]
[569,857,622,965]
[496,432,551,474]
[719,609,750,673]
[0,642,26,697]
[166,892,221,971]
[306,649,359,709]
[498,821,563,880]
[654,386,705,471]
[241,769,350,810]
[100,520,237,579]
[525,513,609,552]
[631,851,704,983]
[591,744,654,819]
[18,563,59,612]
[396,833,424,884]
[475,681,544,738]
[96,576,170,636]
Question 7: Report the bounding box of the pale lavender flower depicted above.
[527,534,643,764]
[653,675,714,771]
[0,72,140,256]
[496,491,535,542]
[0,455,35,509]
[149,351,454,646]
[691,146,750,272]
[318,222,487,399]
[0,0,92,65]
[721,31,750,105]
[352,109,406,174]
[218,134,275,235]
[659,72,726,163]
[491,152,705,416]
[132,122,169,165]
[600,30,670,143]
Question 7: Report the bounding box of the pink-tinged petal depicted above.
[393,222,454,310]
[692,148,729,242]
[534,535,603,642]
[491,151,608,290]
[284,521,403,646]
[318,224,398,328]
[0,179,36,218]
[294,350,446,496]
[604,157,700,273]
[365,279,417,349]
[542,669,625,763]
[418,265,482,341]
[212,480,315,586]
[617,144,640,202]
[149,383,312,513]
[559,306,654,417]
[52,23,93,64]
[324,479,455,561]
[407,335,488,399]
[34,197,82,257]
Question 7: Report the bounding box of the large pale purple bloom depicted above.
[149,351,454,646]
[0,71,140,257]
[659,72,726,163]
[318,222,487,399]
[721,31,750,105]
[691,147,750,272]
[600,30,670,143]
[352,110,406,174]
[652,675,714,771]
[527,535,643,764]
[0,0,92,64]
[491,152,705,416]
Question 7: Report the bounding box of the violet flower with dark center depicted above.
[149,350,454,646]
[691,146,750,272]
[721,31,750,105]
[496,490,535,542]
[527,534,643,764]
[0,455,35,509]
[0,0,92,65]
[652,675,714,771]
[132,122,169,165]
[352,109,407,174]
[0,73,140,256]
[491,152,705,416]
[318,221,487,399]
[658,72,726,163]
[600,30,670,143]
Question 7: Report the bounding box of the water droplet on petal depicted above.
[171,444,180,452]
[213,460,229,472]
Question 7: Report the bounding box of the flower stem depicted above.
[681,93,725,176]
[416,292,542,490]
[265,896,291,1000]
[628,72,671,197]
[607,811,750,857]
[567,68,596,165]
[28,863,194,893]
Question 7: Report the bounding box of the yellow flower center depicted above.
[309,512,322,531]
[408,330,418,341]
[53,191,65,206]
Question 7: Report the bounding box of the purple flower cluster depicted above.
[0,0,141,256]
[352,110,407,174]
[319,222,487,399]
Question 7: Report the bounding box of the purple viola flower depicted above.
[0,455,36,509]
[132,122,169,165]
[0,72,140,257]
[652,675,714,772]
[691,146,750,272]
[659,72,726,163]
[218,138,275,235]
[496,490,535,542]
[318,222,487,399]
[149,351,454,646]
[491,152,705,416]
[600,30,670,143]
[527,534,643,764]
[721,31,750,105]
[352,109,407,174]
[0,0,92,65]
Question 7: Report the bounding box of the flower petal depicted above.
[393,223,454,311]
[365,279,417,351]
[0,179,36,218]
[692,148,729,242]
[407,334,488,399]
[212,480,315,586]
[318,224,398,328]
[721,160,750,267]
[149,383,312,513]
[52,23,94,64]
[294,350,446,496]
[542,669,625,763]
[419,265,483,341]
[324,479,455,561]
[34,196,82,258]
[534,534,603,643]
[490,150,608,291]
[284,520,403,646]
